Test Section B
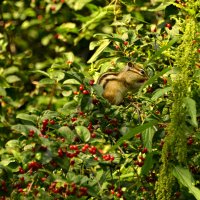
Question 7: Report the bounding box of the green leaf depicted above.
[48,70,65,82]
[138,67,171,95]
[111,121,158,150]
[141,153,154,175]
[0,87,6,96]
[183,97,198,128]
[173,166,200,200]
[61,101,78,115]
[81,95,93,111]
[5,140,20,149]
[16,113,37,125]
[149,2,174,12]
[58,126,75,143]
[0,76,10,88]
[82,9,108,30]
[32,70,50,77]
[142,126,156,152]
[6,75,21,83]
[66,0,92,10]
[151,87,172,101]
[93,84,103,97]
[39,78,55,85]
[0,157,16,167]
[65,72,84,83]
[147,36,179,64]
[75,126,91,142]
[87,39,111,63]
[55,157,70,172]
[39,150,53,165]
[63,79,80,85]
[11,124,40,136]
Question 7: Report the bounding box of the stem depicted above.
[47,81,57,110]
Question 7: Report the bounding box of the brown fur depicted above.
[98,63,147,105]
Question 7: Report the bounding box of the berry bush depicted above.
[0,0,200,200]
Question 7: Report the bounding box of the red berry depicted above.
[70,160,75,165]
[105,128,113,134]
[94,156,98,161]
[110,155,115,162]
[187,137,193,145]
[92,98,99,105]
[91,133,96,138]
[138,161,144,167]
[162,78,167,85]
[155,110,160,115]
[89,79,95,86]
[41,177,47,182]
[139,155,145,161]
[147,86,153,93]
[103,154,110,161]
[82,90,90,95]
[116,192,122,198]
[73,91,79,95]
[51,5,56,11]
[110,189,115,195]
[20,177,24,182]
[81,146,87,152]
[18,188,24,193]
[123,41,128,45]
[29,129,35,137]
[50,119,55,125]
[142,147,148,154]
[123,142,128,148]
[42,119,49,126]
[135,133,141,139]
[89,146,97,154]
[19,166,25,174]
[197,48,200,53]
[71,117,77,122]
[174,191,181,198]
[37,15,43,20]
[115,45,120,50]
[165,23,172,29]
[58,148,64,157]
[79,111,84,116]
[79,84,84,91]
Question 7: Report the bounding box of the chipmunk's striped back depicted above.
[97,62,147,105]
[97,72,119,88]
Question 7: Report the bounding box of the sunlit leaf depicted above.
[151,87,172,101]
[48,70,65,82]
[142,126,156,152]
[183,97,198,128]
[75,126,91,142]
[88,39,111,63]
[141,153,154,175]
[16,113,37,125]
[58,126,75,143]
[63,79,80,85]
[173,166,200,200]
[39,78,55,85]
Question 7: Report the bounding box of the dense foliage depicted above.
[0,0,200,199]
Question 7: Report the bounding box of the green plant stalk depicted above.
[155,1,198,199]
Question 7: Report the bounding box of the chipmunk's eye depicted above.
[140,69,145,75]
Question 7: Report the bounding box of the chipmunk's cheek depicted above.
[138,78,147,83]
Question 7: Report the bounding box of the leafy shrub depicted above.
[0,0,200,200]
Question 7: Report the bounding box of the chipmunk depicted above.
[97,62,147,105]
